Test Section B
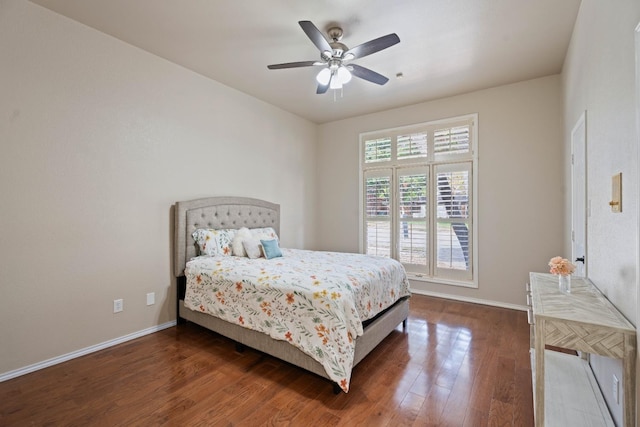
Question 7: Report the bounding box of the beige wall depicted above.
[562,1,640,424]
[317,75,565,307]
[0,0,317,375]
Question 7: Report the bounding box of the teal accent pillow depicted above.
[261,239,282,259]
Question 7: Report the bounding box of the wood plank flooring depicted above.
[0,295,534,426]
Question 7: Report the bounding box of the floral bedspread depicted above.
[183,248,411,392]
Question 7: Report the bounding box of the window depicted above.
[360,114,477,287]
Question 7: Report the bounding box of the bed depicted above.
[173,196,410,393]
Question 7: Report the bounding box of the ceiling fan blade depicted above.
[349,64,389,85]
[316,82,330,94]
[299,21,333,53]
[344,33,400,60]
[267,61,323,70]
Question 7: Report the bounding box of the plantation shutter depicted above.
[397,132,428,160]
[434,123,471,159]
[364,137,392,163]
[434,162,472,281]
[364,169,392,257]
[397,166,428,272]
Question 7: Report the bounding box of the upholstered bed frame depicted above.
[173,196,409,392]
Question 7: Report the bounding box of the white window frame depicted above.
[358,113,479,288]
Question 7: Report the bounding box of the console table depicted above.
[527,272,636,426]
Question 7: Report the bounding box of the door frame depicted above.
[634,20,640,423]
[570,110,587,277]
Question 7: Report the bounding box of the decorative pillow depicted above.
[250,227,279,242]
[191,228,236,256]
[261,239,282,259]
[231,227,252,257]
[243,238,263,259]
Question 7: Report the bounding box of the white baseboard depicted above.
[411,289,528,312]
[0,320,177,383]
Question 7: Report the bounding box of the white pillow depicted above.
[243,238,263,259]
[250,227,279,242]
[242,233,272,259]
[232,227,252,257]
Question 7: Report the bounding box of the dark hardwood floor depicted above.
[0,295,534,426]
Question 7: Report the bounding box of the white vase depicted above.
[559,274,571,293]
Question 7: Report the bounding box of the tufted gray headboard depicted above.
[173,197,280,277]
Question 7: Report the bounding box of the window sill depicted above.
[406,272,477,289]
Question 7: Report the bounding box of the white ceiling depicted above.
[28,0,581,124]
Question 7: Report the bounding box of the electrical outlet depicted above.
[113,299,123,313]
[612,375,619,404]
[146,292,155,306]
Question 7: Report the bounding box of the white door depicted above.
[571,111,587,277]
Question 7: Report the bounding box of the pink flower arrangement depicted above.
[548,256,576,276]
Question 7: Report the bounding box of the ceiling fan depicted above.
[267,21,400,94]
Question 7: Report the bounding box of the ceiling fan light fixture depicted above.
[316,68,331,85]
[337,66,352,84]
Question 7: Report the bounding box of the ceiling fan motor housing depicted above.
[327,27,348,58]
